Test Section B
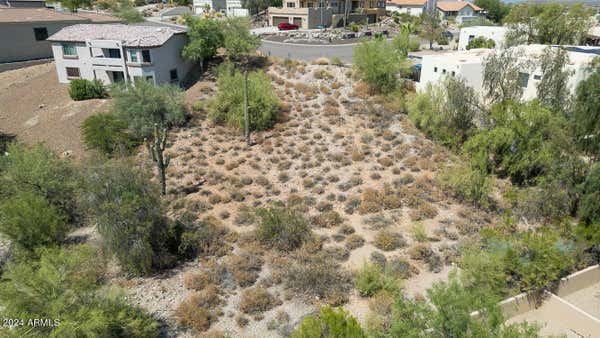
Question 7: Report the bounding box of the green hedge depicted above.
[69,79,107,101]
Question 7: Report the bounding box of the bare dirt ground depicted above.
[125,60,496,337]
[0,62,110,157]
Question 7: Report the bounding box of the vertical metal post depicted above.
[244,70,250,147]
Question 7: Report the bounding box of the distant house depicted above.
[193,0,248,16]
[417,44,600,101]
[48,24,193,85]
[457,26,507,50]
[436,1,482,23]
[0,8,122,63]
[386,0,426,17]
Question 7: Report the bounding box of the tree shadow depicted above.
[0,131,16,153]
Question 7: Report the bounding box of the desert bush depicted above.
[0,245,160,337]
[255,204,312,251]
[346,234,365,249]
[69,79,106,101]
[385,256,418,279]
[82,113,134,156]
[408,243,433,260]
[353,37,408,94]
[110,78,187,139]
[81,160,185,275]
[0,143,78,250]
[291,306,366,338]
[280,248,352,303]
[355,263,400,297]
[578,163,600,226]
[176,292,220,332]
[373,230,406,251]
[411,223,428,242]
[226,252,263,287]
[439,158,492,208]
[210,63,280,132]
[312,210,343,227]
[239,287,281,314]
[178,217,230,259]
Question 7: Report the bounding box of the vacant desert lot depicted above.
[0,62,110,157]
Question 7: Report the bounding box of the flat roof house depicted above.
[418,44,600,101]
[436,1,483,23]
[47,24,193,85]
[0,8,122,63]
[386,0,426,17]
[457,25,508,51]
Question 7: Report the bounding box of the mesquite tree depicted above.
[146,124,170,195]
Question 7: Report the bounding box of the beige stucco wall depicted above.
[0,20,86,63]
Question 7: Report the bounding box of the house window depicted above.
[518,72,529,88]
[286,2,295,7]
[533,74,541,80]
[141,50,151,63]
[66,67,80,78]
[377,1,385,8]
[170,68,178,82]
[468,34,475,42]
[33,27,48,41]
[145,75,155,83]
[112,71,125,83]
[128,50,138,62]
[108,49,121,59]
[369,1,374,7]
[451,71,455,76]
[62,44,77,56]
[433,67,438,72]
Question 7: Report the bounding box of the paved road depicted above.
[259,40,357,63]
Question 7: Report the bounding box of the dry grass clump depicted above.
[358,187,402,214]
[312,210,343,228]
[385,256,419,279]
[345,234,365,249]
[184,271,211,291]
[373,230,406,251]
[275,247,352,305]
[377,156,394,167]
[313,57,330,65]
[176,285,223,332]
[409,201,439,221]
[313,69,334,80]
[239,287,282,315]
[408,243,433,260]
[226,252,264,287]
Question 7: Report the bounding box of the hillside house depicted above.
[48,24,193,85]
[386,0,426,16]
[436,1,483,23]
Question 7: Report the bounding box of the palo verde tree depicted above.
[146,123,170,195]
[572,59,600,161]
[536,46,573,115]
[474,0,508,23]
[182,16,224,71]
[353,37,410,94]
[482,48,533,104]
[420,9,443,50]
[222,17,260,61]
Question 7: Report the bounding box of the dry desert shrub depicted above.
[295,83,319,100]
[313,69,334,80]
[358,186,402,214]
[377,156,394,167]
[184,271,211,291]
[239,287,282,315]
[176,285,223,332]
[312,210,343,228]
[313,57,330,65]
[408,242,433,261]
[345,234,365,249]
[373,230,406,251]
[409,201,438,221]
[226,251,264,287]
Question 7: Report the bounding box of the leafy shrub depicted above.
[355,263,399,297]
[178,217,230,259]
[291,306,366,338]
[353,37,408,94]
[69,79,106,101]
[410,223,428,242]
[466,36,496,50]
[0,245,160,337]
[239,287,281,314]
[110,79,187,139]
[210,63,280,132]
[439,156,492,208]
[81,160,184,275]
[82,113,134,156]
[579,163,600,225]
[373,230,406,251]
[255,204,312,251]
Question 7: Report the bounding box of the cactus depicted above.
[146,123,170,195]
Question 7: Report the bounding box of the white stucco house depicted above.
[47,24,193,85]
[417,44,600,101]
[386,0,426,16]
[193,0,248,16]
[457,26,508,51]
[436,1,483,23]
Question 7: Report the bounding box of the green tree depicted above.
[420,9,443,50]
[292,306,366,338]
[504,3,592,46]
[353,37,408,94]
[536,46,572,115]
[110,79,187,139]
[572,66,600,160]
[466,36,496,50]
[210,63,280,132]
[82,113,134,156]
[182,16,224,71]
[0,245,161,337]
[222,17,260,61]
[81,160,182,275]
[49,0,92,12]
[578,163,600,226]
[474,0,508,23]
[482,48,533,104]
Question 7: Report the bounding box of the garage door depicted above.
[293,17,302,26]
[272,16,289,25]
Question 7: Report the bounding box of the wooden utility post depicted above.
[243,70,250,147]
